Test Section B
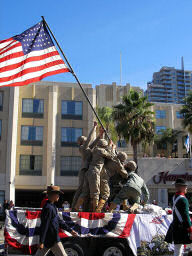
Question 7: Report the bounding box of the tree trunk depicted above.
[167,143,172,157]
[132,143,138,166]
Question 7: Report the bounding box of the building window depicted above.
[156,142,167,150]
[117,140,127,148]
[176,111,184,119]
[0,92,3,111]
[155,110,166,119]
[61,101,82,120]
[60,156,81,176]
[20,155,42,176]
[156,126,166,134]
[21,126,43,146]
[61,127,82,147]
[22,99,44,118]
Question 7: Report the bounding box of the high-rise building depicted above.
[146,61,192,104]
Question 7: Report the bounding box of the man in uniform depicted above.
[71,122,104,210]
[165,178,192,256]
[35,186,77,256]
[96,151,128,212]
[75,139,116,212]
[109,161,149,213]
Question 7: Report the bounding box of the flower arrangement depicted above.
[137,234,173,256]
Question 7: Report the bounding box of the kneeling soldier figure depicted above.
[109,161,149,213]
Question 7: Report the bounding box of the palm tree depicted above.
[180,92,192,133]
[97,106,118,143]
[112,90,155,163]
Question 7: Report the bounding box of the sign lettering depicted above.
[153,171,192,184]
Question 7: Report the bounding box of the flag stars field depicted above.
[0,19,69,87]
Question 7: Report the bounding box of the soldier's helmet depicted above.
[77,136,87,145]
[117,152,127,163]
[97,139,108,148]
[125,160,137,172]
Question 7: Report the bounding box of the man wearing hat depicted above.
[35,186,77,256]
[108,160,149,213]
[165,178,192,256]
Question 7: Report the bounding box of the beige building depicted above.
[0,81,96,207]
[96,82,145,156]
[96,82,188,158]
[96,82,143,108]
[151,102,188,158]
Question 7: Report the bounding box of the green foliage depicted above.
[96,106,118,143]
[180,92,192,133]
[112,90,155,162]
[138,234,173,255]
[154,128,182,156]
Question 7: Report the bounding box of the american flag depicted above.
[0,20,69,87]
[184,133,190,153]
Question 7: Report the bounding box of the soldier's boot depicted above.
[90,198,98,212]
[122,200,129,211]
[108,202,117,213]
[95,199,106,213]
[129,203,139,213]
[74,197,85,212]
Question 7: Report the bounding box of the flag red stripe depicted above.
[0,52,24,63]
[0,59,65,82]
[59,229,69,238]
[0,51,61,72]
[1,68,69,87]
[0,40,16,52]
[0,38,13,44]
[4,229,38,254]
[78,212,105,220]
[0,42,21,55]
[119,214,136,238]
[26,210,41,219]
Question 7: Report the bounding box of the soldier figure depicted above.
[96,151,128,212]
[109,161,149,213]
[76,139,116,212]
[71,122,104,210]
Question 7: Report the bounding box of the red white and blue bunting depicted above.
[4,210,173,255]
[4,210,135,254]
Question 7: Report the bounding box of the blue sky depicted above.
[1,0,192,90]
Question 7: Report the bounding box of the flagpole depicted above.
[41,16,111,141]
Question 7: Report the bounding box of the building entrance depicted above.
[15,190,76,208]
